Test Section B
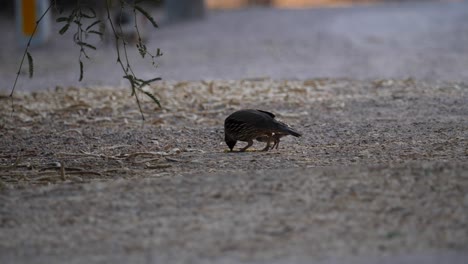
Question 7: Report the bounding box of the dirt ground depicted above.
[1,79,468,263]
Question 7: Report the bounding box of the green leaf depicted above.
[143,90,161,108]
[81,49,90,60]
[139,77,161,87]
[73,32,80,43]
[86,20,101,31]
[80,7,97,19]
[137,42,147,58]
[59,23,70,35]
[26,52,34,78]
[123,75,137,89]
[77,42,97,50]
[88,30,103,36]
[73,19,82,26]
[133,77,145,85]
[79,60,84,81]
[134,5,158,28]
[156,48,163,57]
[56,17,69,23]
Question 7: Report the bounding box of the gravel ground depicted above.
[1,79,468,263]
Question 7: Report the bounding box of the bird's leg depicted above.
[261,137,272,151]
[270,134,281,150]
[261,133,274,151]
[274,138,280,149]
[271,140,278,149]
[240,140,254,152]
[273,134,281,149]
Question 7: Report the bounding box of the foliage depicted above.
[11,0,162,120]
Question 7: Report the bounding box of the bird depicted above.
[224,109,302,152]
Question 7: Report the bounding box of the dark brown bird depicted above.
[224,109,302,152]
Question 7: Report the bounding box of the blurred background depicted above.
[0,0,467,92]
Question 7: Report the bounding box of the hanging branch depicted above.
[105,0,145,120]
[10,2,53,98]
[104,0,162,120]
[10,0,162,120]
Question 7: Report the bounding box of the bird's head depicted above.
[225,134,237,151]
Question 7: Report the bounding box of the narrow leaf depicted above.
[26,52,34,78]
[123,75,137,94]
[143,91,161,108]
[81,13,94,19]
[59,23,70,35]
[138,48,145,58]
[81,49,90,60]
[156,48,163,57]
[133,77,145,85]
[86,20,101,31]
[81,7,97,19]
[140,77,161,87]
[79,60,84,81]
[137,43,147,58]
[134,5,158,28]
[77,42,97,50]
[73,19,82,26]
[88,30,103,36]
[56,17,69,22]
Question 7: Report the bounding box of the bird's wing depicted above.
[256,109,275,119]
[274,120,302,137]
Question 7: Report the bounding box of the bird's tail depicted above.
[285,127,302,137]
[277,121,302,137]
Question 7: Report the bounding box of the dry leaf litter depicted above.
[1,79,466,186]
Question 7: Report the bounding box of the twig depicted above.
[102,144,131,150]
[67,170,102,176]
[165,157,184,162]
[32,175,61,182]
[133,157,163,164]
[58,129,83,136]
[59,160,66,180]
[10,2,53,99]
[57,151,125,163]
[40,166,84,172]
[145,163,171,169]
[105,0,145,121]
[0,155,22,170]
[125,151,168,161]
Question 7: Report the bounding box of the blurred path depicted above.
[1,1,468,92]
